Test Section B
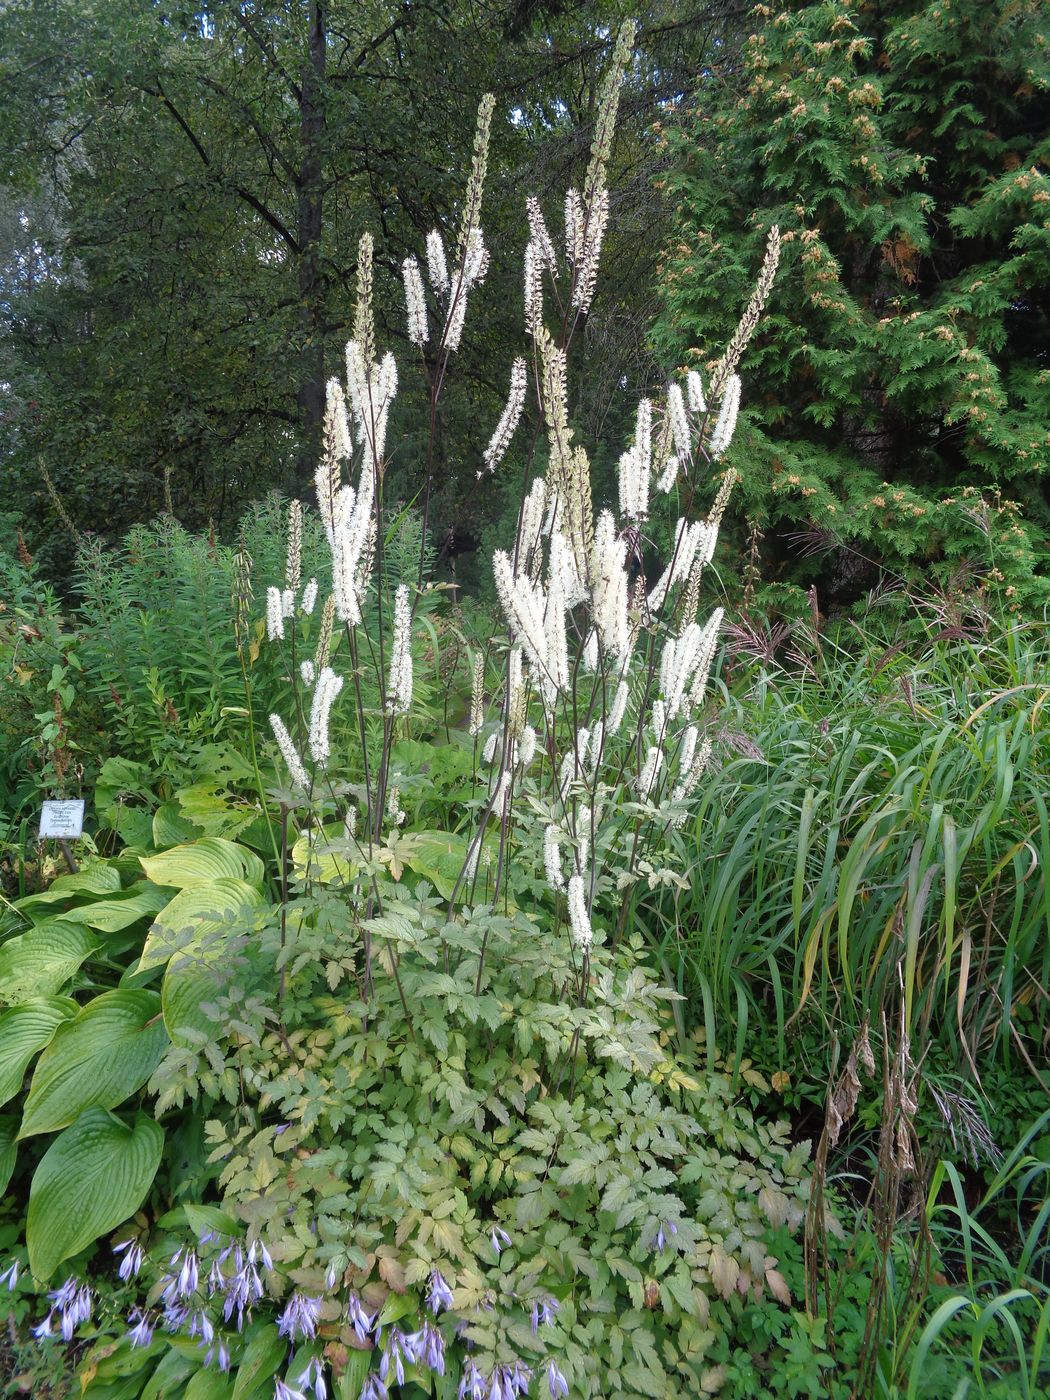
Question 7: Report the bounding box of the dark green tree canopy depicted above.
[654,0,1050,610]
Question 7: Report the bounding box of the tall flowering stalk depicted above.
[261,22,779,1007]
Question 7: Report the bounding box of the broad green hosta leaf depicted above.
[13,865,122,922]
[152,800,204,849]
[0,997,78,1104]
[138,878,264,972]
[184,1366,235,1400]
[162,963,220,1045]
[20,990,169,1138]
[140,838,264,890]
[230,1321,286,1400]
[0,1115,19,1193]
[291,824,361,884]
[396,830,472,898]
[0,924,101,1004]
[26,1108,164,1280]
[54,883,171,933]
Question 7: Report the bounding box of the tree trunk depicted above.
[295,0,326,491]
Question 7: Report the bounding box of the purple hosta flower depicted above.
[278,1291,322,1342]
[530,1295,559,1334]
[274,1380,308,1400]
[346,1293,375,1343]
[546,1360,569,1400]
[359,1376,388,1400]
[163,1301,191,1333]
[207,1257,227,1295]
[296,1357,328,1400]
[249,1238,274,1273]
[379,1328,417,1387]
[222,1246,264,1330]
[114,1239,145,1282]
[458,1362,487,1400]
[48,1279,93,1341]
[126,1308,156,1349]
[652,1219,678,1253]
[509,1361,532,1396]
[0,1259,19,1290]
[188,1308,215,1345]
[204,1337,232,1373]
[427,1269,454,1315]
[490,1226,512,1256]
[32,1313,54,1340]
[418,1322,445,1375]
[162,1247,200,1305]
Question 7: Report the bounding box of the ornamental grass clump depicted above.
[4,22,823,1400]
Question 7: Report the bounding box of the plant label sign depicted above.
[39,799,85,840]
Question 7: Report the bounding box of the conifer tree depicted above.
[654,0,1050,609]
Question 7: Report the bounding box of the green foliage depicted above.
[636,617,1050,1091]
[653,0,1050,606]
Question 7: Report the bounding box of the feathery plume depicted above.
[266,586,285,641]
[270,715,309,791]
[480,358,527,476]
[402,256,428,346]
[686,369,706,415]
[526,196,558,273]
[708,374,742,461]
[300,660,315,687]
[524,241,544,337]
[567,874,593,950]
[637,745,663,802]
[708,225,781,399]
[387,584,413,716]
[544,825,564,891]
[667,383,690,464]
[300,578,318,615]
[309,667,344,767]
[493,550,549,678]
[607,679,629,736]
[564,189,585,265]
[426,230,449,295]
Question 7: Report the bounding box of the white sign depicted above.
[39,799,85,840]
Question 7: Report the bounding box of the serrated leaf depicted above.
[26,1108,164,1279]
[0,997,78,1104]
[20,990,169,1137]
[0,923,101,1004]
